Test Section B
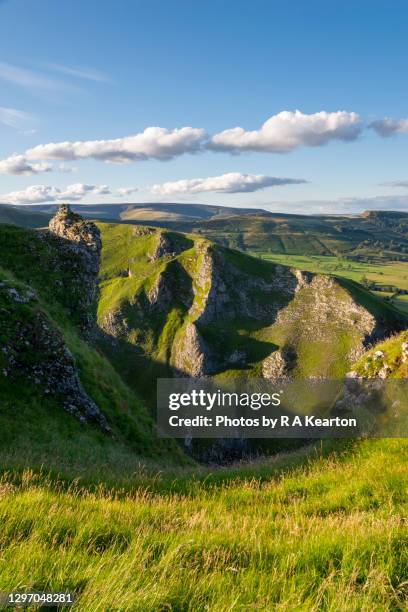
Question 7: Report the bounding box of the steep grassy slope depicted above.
[352,330,408,378]
[0,222,185,468]
[96,222,405,400]
[0,438,406,611]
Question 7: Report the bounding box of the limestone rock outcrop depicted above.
[47,203,101,327]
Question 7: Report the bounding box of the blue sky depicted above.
[0,0,408,213]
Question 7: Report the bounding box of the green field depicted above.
[255,253,408,315]
[0,439,406,611]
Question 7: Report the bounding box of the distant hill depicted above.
[0,203,50,228]
[2,202,408,262]
[166,210,408,262]
[8,202,267,223]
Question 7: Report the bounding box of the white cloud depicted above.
[21,126,207,164]
[2,183,111,204]
[210,110,362,153]
[0,106,32,129]
[151,172,307,195]
[0,111,364,173]
[369,118,408,137]
[117,186,139,196]
[0,154,52,175]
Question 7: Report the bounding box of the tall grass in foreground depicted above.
[0,439,406,611]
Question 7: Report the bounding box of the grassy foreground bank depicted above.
[0,439,406,611]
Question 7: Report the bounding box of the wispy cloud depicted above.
[381,180,408,188]
[1,183,111,204]
[117,186,139,196]
[0,106,33,129]
[152,172,307,195]
[0,61,62,90]
[263,195,408,215]
[46,63,110,83]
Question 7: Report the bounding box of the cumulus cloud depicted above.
[369,117,408,137]
[2,183,111,204]
[151,172,307,195]
[0,111,365,173]
[0,154,52,175]
[20,126,207,164]
[117,186,139,196]
[210,110,362,153]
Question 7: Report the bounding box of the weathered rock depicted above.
[0,281,110,432]
[47,203,101,328]
[149,232,184,261]
[172,322,215,377]
[262,346,296,380]
[147,272,175,311]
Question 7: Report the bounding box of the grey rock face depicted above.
[172,322,215,377]
[262,346,296,380]
[0,281,110,432]
[149,232,184,261]
[47,204,102,328]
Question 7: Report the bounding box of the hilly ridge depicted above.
[95,220,405,402]
[0,206,407,610]
[3,202,408,263]
[0,205,406,466]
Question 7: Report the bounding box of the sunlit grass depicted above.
[0,439,406,611]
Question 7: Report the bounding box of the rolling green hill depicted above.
[3,203,408,262]
[173,210,408,262]
[95,221,405,403]
[0,206,407,610]
[1,206,405,465]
